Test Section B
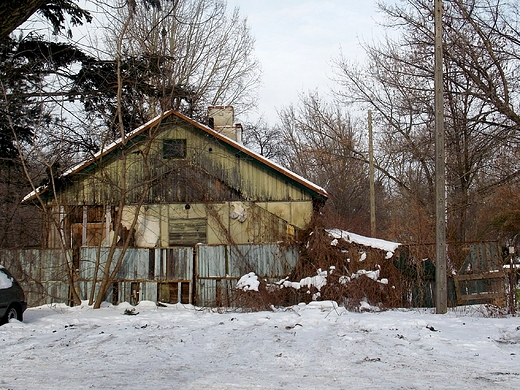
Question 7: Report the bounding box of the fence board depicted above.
[453,271,506,305]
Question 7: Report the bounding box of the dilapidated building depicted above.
[19,107,328,306]
[26,107,327,249]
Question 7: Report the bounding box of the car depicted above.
[0,265,27,324]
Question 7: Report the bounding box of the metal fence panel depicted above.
[227,244,298,277]
[196,278,216,307]
[197,245,227,277]
[0,249,71,306]
[164,248,193,280]
[80,247,193,281]
[2,244,299,308]
[196,244,299,307]
[141,282,157,302]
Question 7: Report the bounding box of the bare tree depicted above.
[1,0,261,307]
[85,0,260,307]
[277,91,381,233]
[242,117,284,161]
[104,0,260,121]
[334,0,520,242]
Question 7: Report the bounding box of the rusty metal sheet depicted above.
[197,245,227,277]
[80,247,193,281]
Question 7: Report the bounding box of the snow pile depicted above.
[326,228,400,259]
[268,269,332,294]
[299,268,329,291]
[236,272,260,291]
[347,267,388,285]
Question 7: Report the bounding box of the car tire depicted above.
[4,306,22,323]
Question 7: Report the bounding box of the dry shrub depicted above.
[231,278,279,312]
[479,304,509,318]
[229,218,424,311]
[287,224,404,309]
[232,277,310,310]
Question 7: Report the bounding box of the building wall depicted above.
[44,200,313,249]
[42,118,317,249]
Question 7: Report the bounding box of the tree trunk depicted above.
[0,0,50,41]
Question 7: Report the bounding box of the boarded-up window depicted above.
[158,282,190,304]
[168,218,206,246]
[158,282,178,303]
[163,139,186,159]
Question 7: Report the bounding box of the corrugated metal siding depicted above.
[195,244,299,307]
[1,244,298,308]
[196,244,298,278]
[197,245,227,277]
[140,282,157,301]
[228,245,298,277]
[196,278,235,308]
[0,249,71,306]
[80,247,193,281]
[160,247,193,280]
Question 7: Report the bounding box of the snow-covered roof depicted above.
[23,110,328,202]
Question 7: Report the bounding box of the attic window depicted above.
[163,139,186,159]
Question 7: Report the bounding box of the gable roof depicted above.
[23,110,328,202]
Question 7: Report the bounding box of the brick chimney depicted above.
[208,106,242,143]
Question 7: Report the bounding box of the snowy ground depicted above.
[1,301,520,390]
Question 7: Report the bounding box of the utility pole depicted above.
[434,0,447,314]
[368,110,376,237]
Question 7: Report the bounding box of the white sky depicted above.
[227,0,390,124]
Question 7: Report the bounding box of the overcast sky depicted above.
[227,1,390,124]
[66,1,390,125]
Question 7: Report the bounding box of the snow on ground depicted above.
[1,301,520,389]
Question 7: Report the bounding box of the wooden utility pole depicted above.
[368,110,376,237]
[434,0,447,314]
